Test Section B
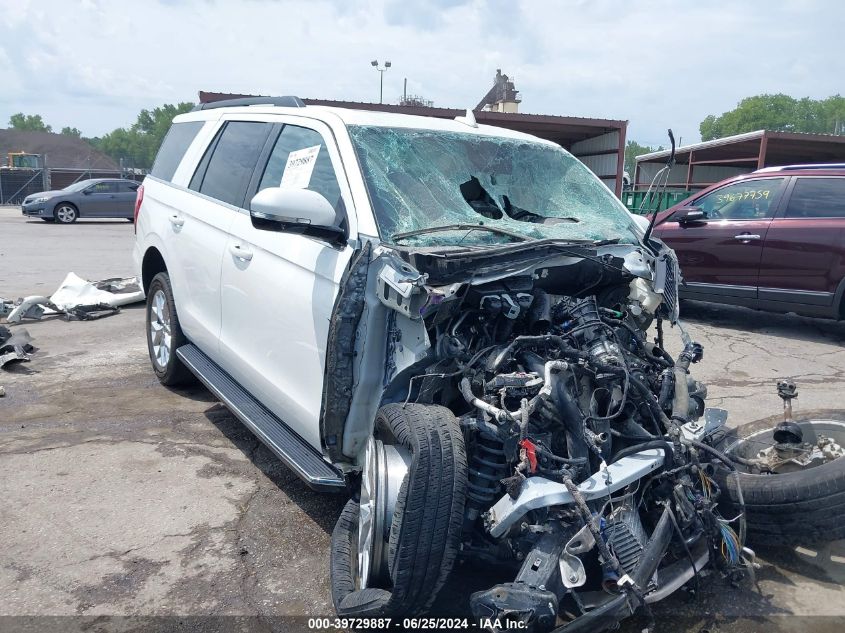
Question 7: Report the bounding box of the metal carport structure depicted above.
[634,129,845,191]
[198,91,629,195]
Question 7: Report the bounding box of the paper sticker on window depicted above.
[281,145,320,189]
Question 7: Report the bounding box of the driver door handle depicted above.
[734,233,761,241]
[229,243,253,261]
[169,214,184,228]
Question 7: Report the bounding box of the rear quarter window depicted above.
[150,121,204,182]
[785,178,845,218]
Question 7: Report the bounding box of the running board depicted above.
[176,344,346,492]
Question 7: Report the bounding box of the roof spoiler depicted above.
[192,96,306,111]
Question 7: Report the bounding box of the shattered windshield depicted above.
[348,125,640,247]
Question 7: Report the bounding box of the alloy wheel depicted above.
[149,289,172,369]
[56,205,77,223]
[357,435,411,589]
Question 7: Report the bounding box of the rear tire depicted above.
[145,272,194,386]
[713,416,845,545]
[331,403,467,617]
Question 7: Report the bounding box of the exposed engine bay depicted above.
[328,239,754,632]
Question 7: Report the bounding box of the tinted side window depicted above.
[118,181,139,193]
[89,181,118,193]
[693,178,785,220]
[151,121,204,182]
[192,122,271,207]
[258,125,342,219]
[785,178,845,218]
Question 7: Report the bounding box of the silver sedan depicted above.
[21,178,140,224]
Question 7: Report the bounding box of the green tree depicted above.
[60,126,82,138]
[624,140,662,175]
[94,102,195,169]
[700,94,845,141]
[8,112,52,133]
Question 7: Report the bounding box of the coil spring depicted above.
[467,434,509,505]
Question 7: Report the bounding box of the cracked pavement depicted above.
[1,206,844,632]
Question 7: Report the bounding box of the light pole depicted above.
[371,60,391,104]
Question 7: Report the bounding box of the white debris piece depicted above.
[4,273,144,323]
[49,273,144,311]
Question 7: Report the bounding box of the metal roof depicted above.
[197,91,627,148]
[637,129,845,164]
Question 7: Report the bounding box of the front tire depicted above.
[54,203,78,223]
[331,404,468,617]
[145,272,194,386]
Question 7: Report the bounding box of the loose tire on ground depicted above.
[145,272,194,386]
[712,416,845,545]
[331,403,468,617]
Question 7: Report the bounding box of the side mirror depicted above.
[249,187,336,226]
[82,189,92,195]
[673,206,706,224]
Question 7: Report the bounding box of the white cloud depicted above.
[0,0,841,145]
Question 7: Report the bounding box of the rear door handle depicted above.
[169,214,184,228]
[734,233,761,241]
[228,243,253,261]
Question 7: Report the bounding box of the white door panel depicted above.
[150,182,236,356]
[220,212,353,451]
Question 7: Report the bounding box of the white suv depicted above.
[134,97,729,629]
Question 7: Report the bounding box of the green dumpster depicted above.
[622,190,693,214]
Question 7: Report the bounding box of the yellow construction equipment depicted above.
[6,152,40,168]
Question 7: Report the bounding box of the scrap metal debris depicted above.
[0,326,36,369]
[5,273,143,324]
[0,298,15,318]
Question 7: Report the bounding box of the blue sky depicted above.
[0,0,842,147]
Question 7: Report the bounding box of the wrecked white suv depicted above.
[135,97,791,631]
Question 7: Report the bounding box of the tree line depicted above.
[625,93,844,174]
[5,104,194,169]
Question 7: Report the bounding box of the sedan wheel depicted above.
[55,204,77,223]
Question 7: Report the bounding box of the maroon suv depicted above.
[652,164,845,319]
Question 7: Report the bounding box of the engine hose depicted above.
[489,335,585,372]
[682,438,747,549]
[625,374,668,436]
[643,341,675,367]
[520,352,591,466]
[459,377,513,424]
[610,440,674,465]
[658,369,674,410]
[672,344,698,423]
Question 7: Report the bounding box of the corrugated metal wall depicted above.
[635,162,753,189]
[571,131,621,193]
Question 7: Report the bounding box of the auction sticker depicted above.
[281,145,320,189]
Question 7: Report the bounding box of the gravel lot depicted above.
[1,205,844,632]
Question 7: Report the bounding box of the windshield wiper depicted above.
[391,224,530,243]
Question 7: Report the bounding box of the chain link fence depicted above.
[0,168,145,205]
